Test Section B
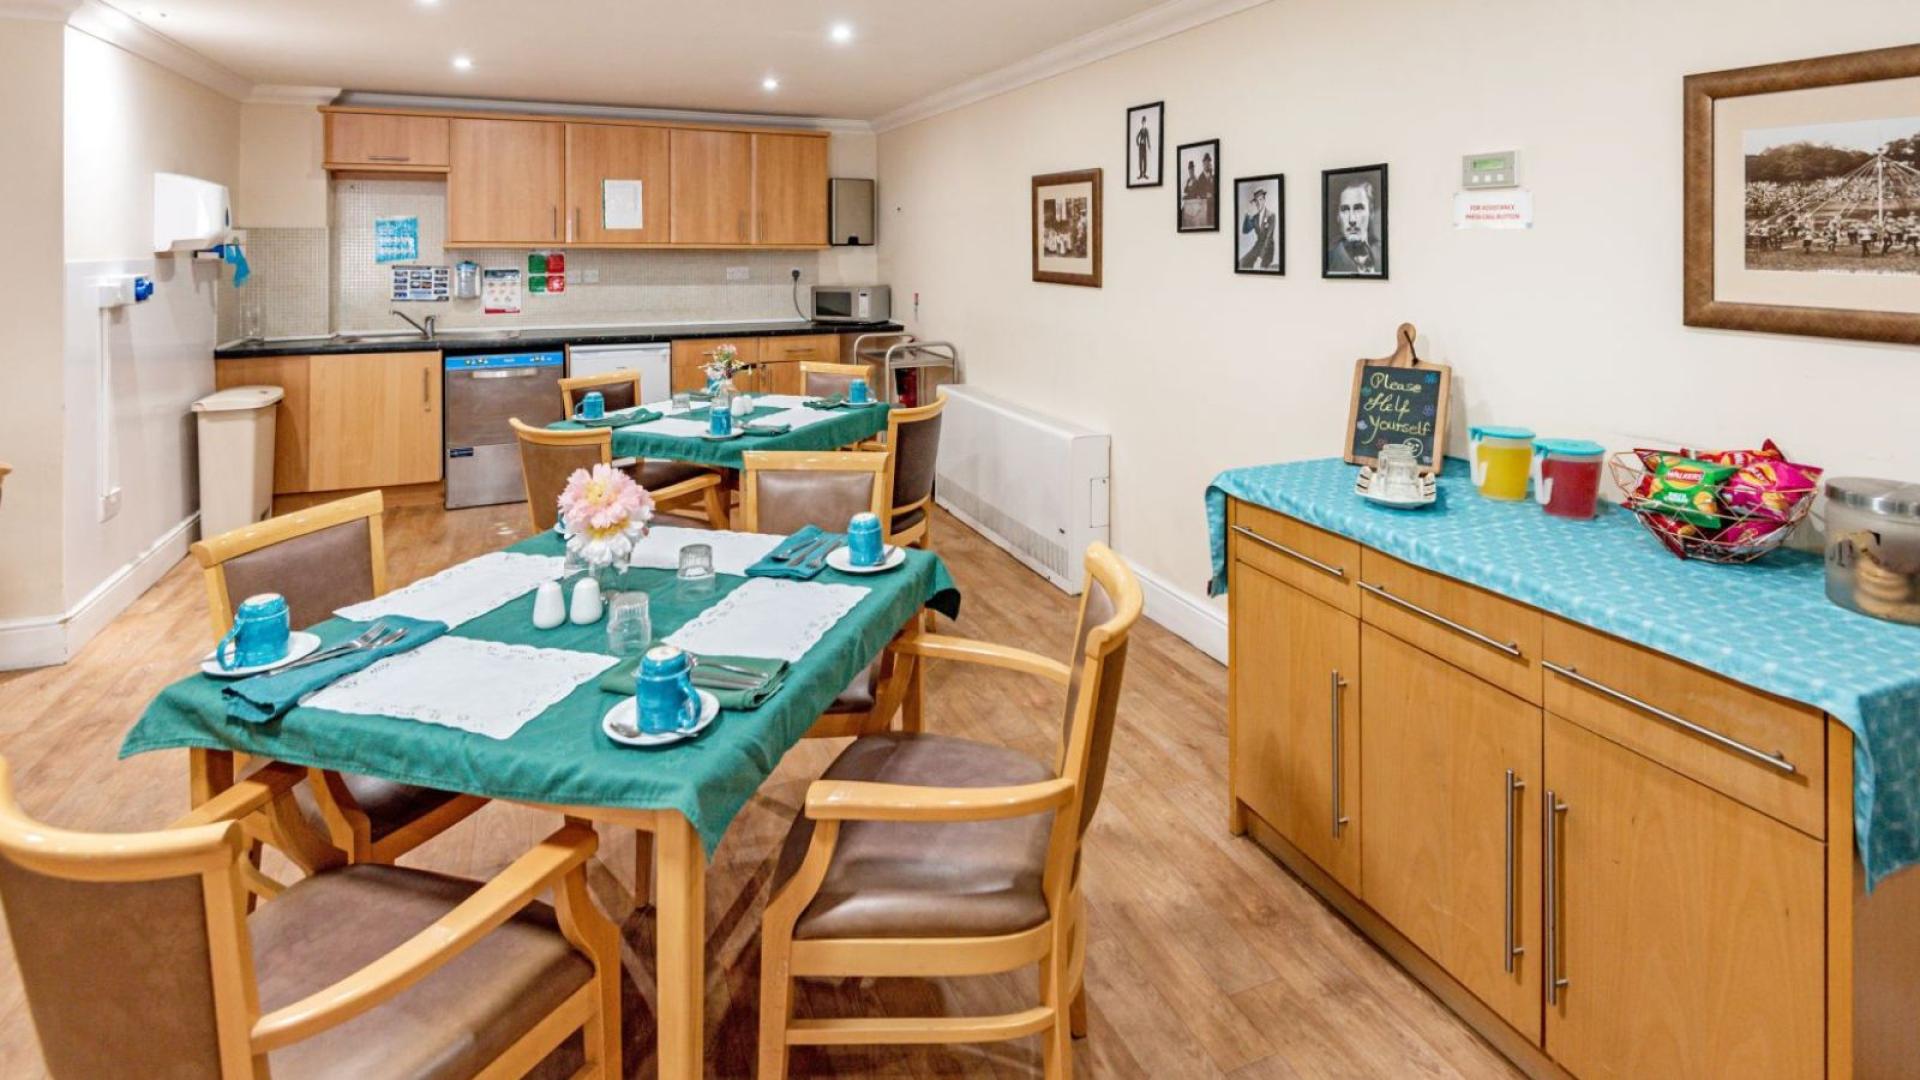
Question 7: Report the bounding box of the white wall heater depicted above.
[934,385,1110,594]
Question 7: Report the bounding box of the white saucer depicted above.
[844,399,881,408]
[826,545,906,574]
[602,690,721,747]
[698,430,745,441]
[201,631,323,678]
[1360,487,1436,510]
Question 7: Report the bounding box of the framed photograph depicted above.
[1176,139,1220,231]
[1685,44,1920,344]
[1032,168,1103,288]
[1233,174,1285,275]
[1323,164,1388,279]
[1126,101,1164,188]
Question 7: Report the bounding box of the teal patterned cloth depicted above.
[1207,456,1920,889]
[550,400,888,469]
[122,531,959,856]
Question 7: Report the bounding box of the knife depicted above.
[802,539,843,572]
[776,535,828,565]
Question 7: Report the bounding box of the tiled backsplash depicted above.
[220,177,833,342]
[331,178,822,333]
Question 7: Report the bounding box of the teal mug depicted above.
[218,593,291,670]
[848,377,872,404]
[636,645,701,735]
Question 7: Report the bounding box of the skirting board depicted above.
[0,513,198,670]
[1125,557,1227,664]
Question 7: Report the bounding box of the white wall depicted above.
[878,0,1920,624]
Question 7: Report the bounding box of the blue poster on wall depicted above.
[374,216,419,263]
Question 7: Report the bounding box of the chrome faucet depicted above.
[390,310,438,340]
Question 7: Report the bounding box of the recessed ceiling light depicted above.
[761,76,780,91]
[452,55,473,71]
[829,23,853,43]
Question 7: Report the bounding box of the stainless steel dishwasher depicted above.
[443,350,565,509]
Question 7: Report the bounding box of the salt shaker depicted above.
[569,577,604,625]
[532,580,567,629]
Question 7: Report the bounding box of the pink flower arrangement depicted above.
[703,343,745,384]
[556,463,653,566]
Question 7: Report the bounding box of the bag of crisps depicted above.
[1644,457,1738,528]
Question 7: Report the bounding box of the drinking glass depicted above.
[671,391,692,413]
[606,592,653,657]
[677,543,716,596]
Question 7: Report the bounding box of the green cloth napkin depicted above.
[223,616,448,725]
[741,422,792,436]
[572,406,661,428]
[746,526,840,581]
[803,398,849,410]
[597,653,789,710]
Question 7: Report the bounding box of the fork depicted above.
[275,625,404,674]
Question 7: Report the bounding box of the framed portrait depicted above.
[1233,174,1284,275]
[1032,168,1103,288]
[1126,101,1164,188]
[1323,163,1389,279]
[1176,139,1220,231]
[1684,44,1920,344]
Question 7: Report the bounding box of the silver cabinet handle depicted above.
[552,205,559,240]
[1540,661,1795,774]
[421,367,429,407]
[1503,769,1526,974]
[1230,525,1346,579]
[368,154,411,163]
[1544,791,1569,1004]
[469,368,540,380]
[571,207,580,242]
[1330,671,1349,837]
[1356,581,1522,658]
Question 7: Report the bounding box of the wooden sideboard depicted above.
[1223,498,1920,1079]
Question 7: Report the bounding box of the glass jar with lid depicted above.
[1824,477,1920,625]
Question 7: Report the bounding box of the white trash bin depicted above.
[192,385,284,539]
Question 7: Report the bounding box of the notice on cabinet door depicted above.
[604,180,644,229]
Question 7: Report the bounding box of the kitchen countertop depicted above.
[214,319,906,359]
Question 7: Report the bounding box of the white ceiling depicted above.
[108,0,1172,120]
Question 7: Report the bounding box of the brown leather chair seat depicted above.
[254,864,592,1080]
[825,656,883,713]
[772,733,1055,941]
[889,506,926,534]
[633,458,713,490]
[289,774,466,845]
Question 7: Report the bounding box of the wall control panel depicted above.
[1462,150,1520,190]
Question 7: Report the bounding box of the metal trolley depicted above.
[851,333,961,407]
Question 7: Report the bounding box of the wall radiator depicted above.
[934,385,1110,594]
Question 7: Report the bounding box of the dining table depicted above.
[549,393,893,469]
[122,526,961,1079]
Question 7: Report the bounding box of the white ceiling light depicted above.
[451,55,473,71]
[829,23,854,44]
[761,76,779,91]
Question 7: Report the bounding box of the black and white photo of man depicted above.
[1234,174,1284,274]
[1323,164,1390,278]
[1177,139,1221,231]
[1126,102,1163,188]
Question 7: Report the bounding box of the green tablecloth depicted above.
[122,531,960,855]
[551,400,889,469]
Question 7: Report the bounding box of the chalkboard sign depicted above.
[1343,323,1451,472]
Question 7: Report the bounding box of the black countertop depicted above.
[214,319,906,359]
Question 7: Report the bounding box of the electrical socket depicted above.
[790,267,802,281]
[726,266,750,282]
[98,487,122,523]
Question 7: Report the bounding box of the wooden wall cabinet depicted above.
[752,132,829,245]
[447,118,565,245]
[324,112,449,171]
[565,122,669,245]
[1225,499,1877,1079]
[670,129,753,245]
[215,352,441,495]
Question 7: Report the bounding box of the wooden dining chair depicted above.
[740,450,895,738]
[797,361,876,401]
[879,396,946,549]
[511,417,728,531]
[559,368,641,416]
[0,756,623,1080]
[757,543,1142,1079]
[192,492,486,872]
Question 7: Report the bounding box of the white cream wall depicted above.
[60,26,237,623]
[877,0,1920,623]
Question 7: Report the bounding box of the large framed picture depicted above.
[1176,139,1220,231]
[1032,168,1103,288]
[1685,44,1920,344]
[1323,164,1388,279]
[1126,101,1163,188]
[1233,174,1284,275]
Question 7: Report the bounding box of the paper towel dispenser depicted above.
[153,172,235,253]
[830,178,875,246]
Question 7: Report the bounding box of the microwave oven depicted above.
[810,285,891,323]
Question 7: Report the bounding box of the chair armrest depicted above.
[250,823,598,1053]
[890,633,1071,686]
[806,776,1074,823]
[171,762,307,828]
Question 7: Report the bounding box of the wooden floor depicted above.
[0,501,1518,1079]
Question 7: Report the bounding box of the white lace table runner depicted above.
[627,416,712,438]
[664,578,869,662]
[304,637,616,740]
[336,552,564,628]
[628,526,785,577]
[757,406,844,431]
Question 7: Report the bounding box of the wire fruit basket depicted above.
[1607,452,1817,564]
